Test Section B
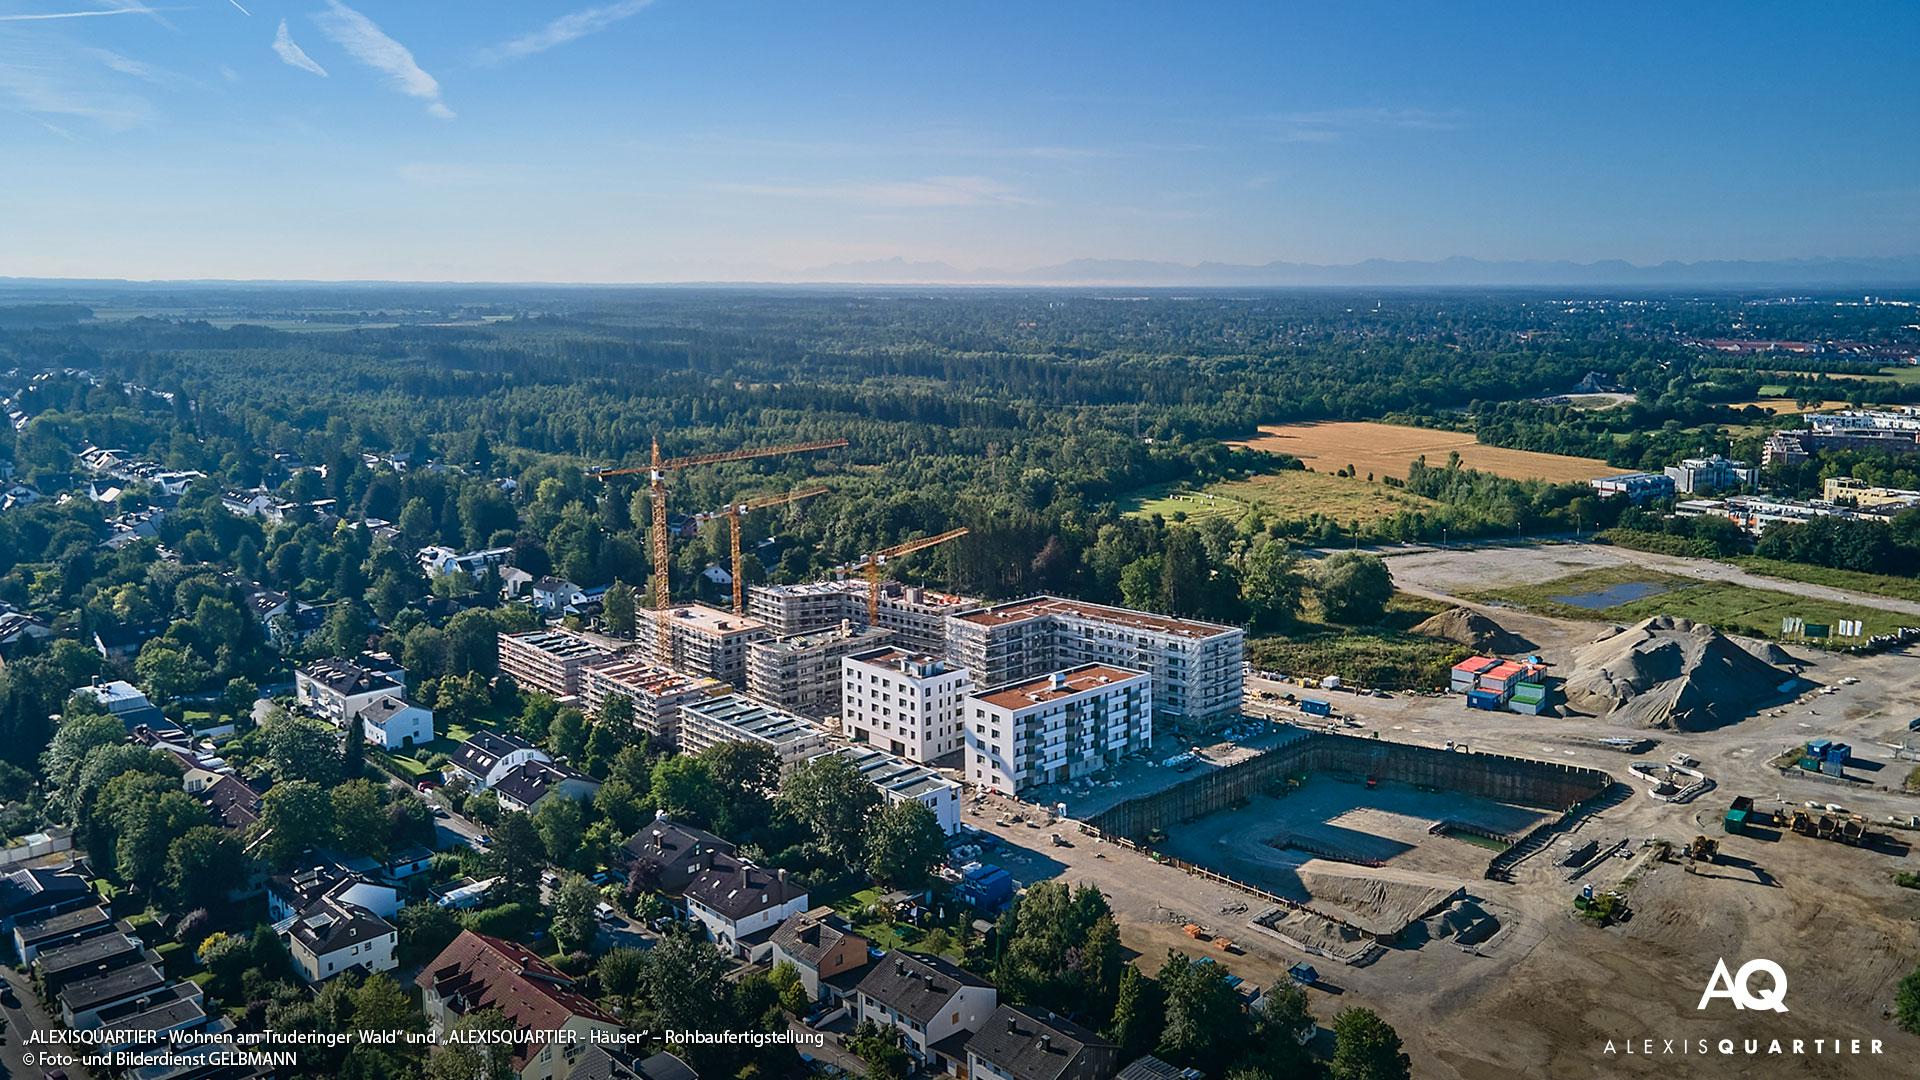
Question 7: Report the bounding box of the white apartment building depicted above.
[640,603,772,685]
[746,623,895,718]
[946,596,1242,724]
[749,580,978,655]
[676,695,830,769]
[965,664,1152,796]
[580,659,726,746]
[807,745,962,834]
[841,647,973,762]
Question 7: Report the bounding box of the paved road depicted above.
[0,965,60,1079]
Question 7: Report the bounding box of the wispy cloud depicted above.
[273,18,328,77]
[0,5,180,21]
[1246,107,1463,142]
[713,176,1039,209]
[479,0,655,66]
[0,51,150,129]
[312,0,451,118]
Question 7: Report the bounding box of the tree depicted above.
[331,780,390,859]
[398,903,464,965]
[1314,551,1394,624]
[261,708,343,786]
[258,780,336,868]
[550,873,600,952]
[134,640,211,703]
[350,972,425,1037]
[768,960,811,1016]
[221,676,258,716]
[703,741,779,839]
[846,1019,911,1080]
[865,800,947,887]
[548,706,587,760]
[425,1008,515,1080]
[489,811,546,899]
[532,796,587,869]
[113,790,208,892]
[1241,541,1305,630]
[1330,1007,1412,1080]
[1157,951,1250,1075]
[42,711,128,794]
[778,753,881,868]
[1108,964,1165,1062]
[603,580,637,637]
[340,712,366,780]
[636,925,734,1034]
[994,881,1123,1022]
[1897,963,1920,1037]
[649,755,719,827]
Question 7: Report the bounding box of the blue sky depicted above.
[1,1,1915,281]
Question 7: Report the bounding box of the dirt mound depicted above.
[1563,616,1792,731]
[1295,859,1467,939]
[1419,898,1501,947]
[1739,638,1798,666]
[1413,606,1533,654]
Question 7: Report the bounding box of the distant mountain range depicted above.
[796,254,1920,288]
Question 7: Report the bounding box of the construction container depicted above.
[1466,689,1505,711]
[1299,698,1332,717]
[1507,682,1547,715]
[1724,808,1750,834]
[1449,656,1500,693]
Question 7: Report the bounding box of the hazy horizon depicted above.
[4,2,1916,281]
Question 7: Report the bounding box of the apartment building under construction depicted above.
[496,627,622,700]
[639,603,773,685]
[747,579,978,655]
[745,623,895,718]
[580,658,727,745]
[945,596,1243,724]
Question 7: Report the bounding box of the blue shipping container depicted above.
[1300,699,1332,716]
[1466,689,1504,711]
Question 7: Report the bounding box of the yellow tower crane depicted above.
[860,528,970,624]
[592,437,847,662]
[710,485,829,615]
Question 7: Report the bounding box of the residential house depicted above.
[0,609,54,653]
[447,730,552,791]
[57,962,168,1028]
[72,677,165,731]
[967,1006,1120,1080]
[683,854,810,961]
[0,863,94,932]
[12,904,114,963]
[769,907,870,1004]
[35,929,155,995]
[356,694,435,750]
[531,576,587,615]
[493,760,600,814]
[853,951,998,1071]
[618,813,737,897]
[418,931,621,1080]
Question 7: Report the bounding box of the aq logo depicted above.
[1697,958,1789,1013]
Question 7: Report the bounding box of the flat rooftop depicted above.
[587,659,726,698]
[975,663,1147,710]
[651,603,769,636]
[848,647,959,676]
[682,695,826,747]
[814,745,958,801]
[953,595,1239,639]
[757,625,894,654]
[501,628,618,660]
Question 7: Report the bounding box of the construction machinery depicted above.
[707,485,829,615]
[859,527,969,624]
[1684,835,1719,863]
[593,437,847,660]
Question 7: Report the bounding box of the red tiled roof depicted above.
[417,931,616,1064]
[975,664,1146,711]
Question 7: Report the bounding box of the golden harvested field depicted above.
[1723,397,1851,414]
[1228,421,1616,482]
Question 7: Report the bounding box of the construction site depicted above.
[961,539,1920,1080]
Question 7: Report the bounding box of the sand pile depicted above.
[1294,859,1466,939]
[1419,898,1501,946]
[1412,606,1533,654]
[1563,616,1793,731]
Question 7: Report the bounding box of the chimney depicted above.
[1049,672,1067,691]
[777,868,787,884]
[1039,1034,1052,1052]
[1006,1017,1017,1034]
[896,958,906,976]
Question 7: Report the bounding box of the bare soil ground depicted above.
[966,542,1920,1079]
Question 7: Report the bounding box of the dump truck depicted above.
[1183,923,1212,941]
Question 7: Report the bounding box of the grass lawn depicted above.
[379,751,433,780]
[1123,469,1441,526]
[1472,565,1908,641]
[1732,557,1920,606]
[829,887,961,958]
